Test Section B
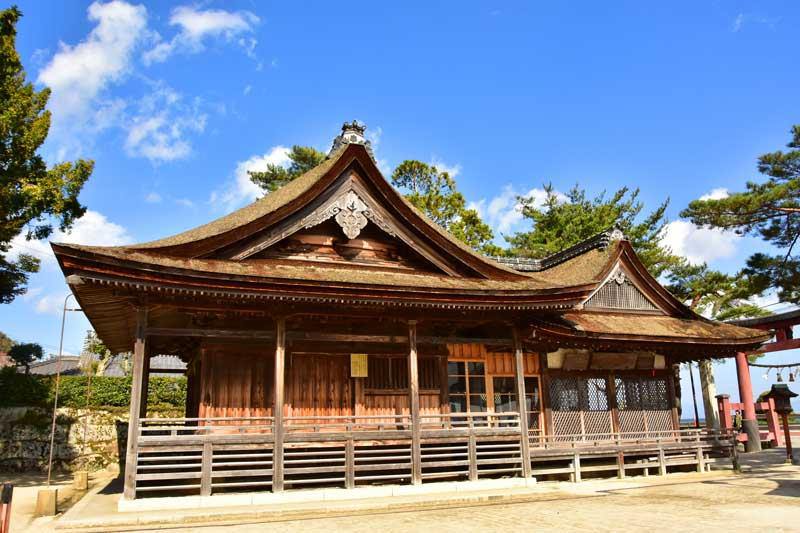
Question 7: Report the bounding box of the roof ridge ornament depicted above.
[329,120,376,160]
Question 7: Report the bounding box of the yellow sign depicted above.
[351,354,368,377]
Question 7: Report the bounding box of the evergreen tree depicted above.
[681,125,800,304]
[248,146,326,193]
[0,7,93,302]
[8,341,42,374]
[507,184,680,277]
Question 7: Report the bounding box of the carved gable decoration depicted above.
[585,266,660,312]
[305,189,395,240]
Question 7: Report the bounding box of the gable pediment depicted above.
[584,264,662,313]
[210,167,470,276]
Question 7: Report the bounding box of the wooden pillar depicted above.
[716,394,733,432]
[439,355,449,425]
[272,317,286,492]
[123,308,147,500]
[138,350,151,419]
[667,371,680,431]
[408,320,421,485]
[539,353,553,437]
[735,351,761,452]
[513,328,532,478]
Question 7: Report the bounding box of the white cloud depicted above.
[37,1,149,150]
[243,84,252,96]
[143,6,259,65]
[699,188,729,201]
[175,198,194,208]
[35,294,66,315]
[8,210,133,266]
[209,146,292,212]
[124,82,207,162]
[145,192,162,203]
[430,158,461,178]
[732,13,744,32]
[473,185,567,235]
[661,220,740,265]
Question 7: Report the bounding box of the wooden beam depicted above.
[408,320,422,485]
[123,307,147,500]
[145,327,512,346]
[752,338,800,354]
[146,327,274,339]
[513,328,532,479]
[272,317,286,492]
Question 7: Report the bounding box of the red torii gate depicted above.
[729,309,800,452]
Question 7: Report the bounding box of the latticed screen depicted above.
[549,377,609,412]
[615,376,674,433]
[615,376,669,411]
[549,376,613,436]
[586,278,659,311]
[493,376,540,429]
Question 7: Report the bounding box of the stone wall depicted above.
[0,407,181,472]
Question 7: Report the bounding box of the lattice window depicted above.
[585,273,659,311]
[549,376,613,437]
[615,376,674,434]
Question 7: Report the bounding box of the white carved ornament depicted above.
[304,189,396,240]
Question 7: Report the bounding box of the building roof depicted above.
[51,123,770,356]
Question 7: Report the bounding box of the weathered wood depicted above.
[272,317,286,492]
[696,447,704,473]
[123,307,147,500]
[438,355,449,418]
[139,350,151,419]
[345,437,355,489]
[200,441,212,496]
[408,320,422,485]
[468,433,478,481]
[147,327,275,339]
[513,328,532,478]
[573,452,581,482]
[658,447,667,476]
[617,451,625,479]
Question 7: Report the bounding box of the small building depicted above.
[52,122,769,500]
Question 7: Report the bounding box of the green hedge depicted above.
[0,367,186,409]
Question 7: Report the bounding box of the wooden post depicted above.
[272,317,286,492]
[200,441,212,496]
[765,398,783,447]
[667,371,680,431]
[138,350,151,420]
[573,452,581,483]
[439,355,449,427]
[539,353,553,436]
[617,451,625,479]
[468,432,478,481]
[695,446,704,473]
[716,394,733,432]
[408,320,422,485]
[735,351,761,452]
[345,437,355,489]
[123,308,147,500]
[513,328,532,478]
[658,447,667,476]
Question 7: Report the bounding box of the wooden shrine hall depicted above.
[53,122,770,500]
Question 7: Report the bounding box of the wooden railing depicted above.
[131,418,736,497]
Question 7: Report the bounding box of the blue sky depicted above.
[3,1,799,413]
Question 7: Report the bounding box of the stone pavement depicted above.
[17,448,800,532]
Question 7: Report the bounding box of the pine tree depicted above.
[0,7,93,302]
[681,125,800,303]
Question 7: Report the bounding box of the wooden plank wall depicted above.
[286,354,353,420]
[447,343,540,375]
[198,345,274,420]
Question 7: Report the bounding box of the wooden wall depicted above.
[198,344,274,420]
[197,343,542,423]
